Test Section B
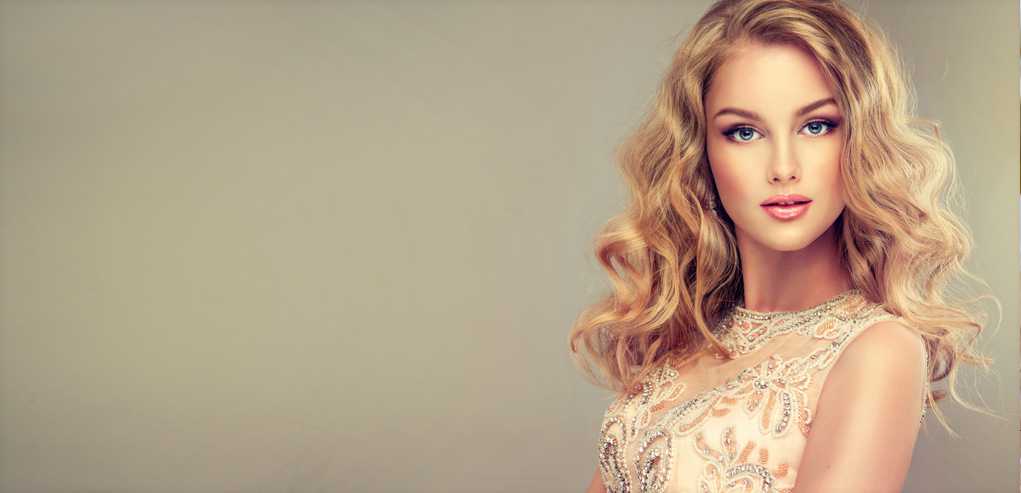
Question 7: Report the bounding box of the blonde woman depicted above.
[569,0,994,491]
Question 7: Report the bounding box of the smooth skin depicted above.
[706,39,851,311]
[587,40,925,492]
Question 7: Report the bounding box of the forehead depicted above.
[706,41,836,113]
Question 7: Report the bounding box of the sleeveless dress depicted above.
[596,289,929,493]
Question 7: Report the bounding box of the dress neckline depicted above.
[711,288,866,357]
[732,288,862,321]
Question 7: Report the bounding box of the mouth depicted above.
[761,200,812,220]
[760,194,812,207]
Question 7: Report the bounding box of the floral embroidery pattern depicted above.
[599,365,688,493]
[613,365,688,440]
[694,426,792,493]
[599,416,631,493]
[635,428,673,493]
[713,289,875,358]
[595,291,907,491]
[725,355,813,437]
[660,388,726,437]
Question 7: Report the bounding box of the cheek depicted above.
[806,141,846,198]
[710,162,742,204]
[707,140,756,206]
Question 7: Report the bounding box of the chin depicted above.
[743,226,824,253]
[763,238,817,252]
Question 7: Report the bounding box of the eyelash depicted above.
[722,119,840,143]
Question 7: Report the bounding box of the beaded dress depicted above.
[596,289,929,493]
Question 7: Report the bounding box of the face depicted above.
[704,40,846,254]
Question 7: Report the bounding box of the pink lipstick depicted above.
[760,194,812,220]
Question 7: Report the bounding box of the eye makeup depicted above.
[720,116,842,143]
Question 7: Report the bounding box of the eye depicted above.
[802,119,839,136]
[722,126,761,143]
[721,119,840,144]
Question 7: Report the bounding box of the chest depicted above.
[598,345,843,493]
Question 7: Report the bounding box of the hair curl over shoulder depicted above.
[568,0,998,436]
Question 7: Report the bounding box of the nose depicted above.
[767,137,801,184]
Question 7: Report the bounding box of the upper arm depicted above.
[586,465,606,493]
[792,320,926,493]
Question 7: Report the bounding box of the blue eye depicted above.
[803,120,838,136]
[724,127,761,143]
[722,119,839,143]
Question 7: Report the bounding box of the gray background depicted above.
[0,1,1016,492]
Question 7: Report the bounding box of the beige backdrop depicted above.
[0,1,1017,492]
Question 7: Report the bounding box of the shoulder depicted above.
[841,316,923,369]
[794,315,925,491]
[808,306,929,428]
[826,313,925,395]
[813,312,928,434]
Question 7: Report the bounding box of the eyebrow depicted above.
[712,97,837,121]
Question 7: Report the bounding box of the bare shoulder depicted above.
[793,317,924,491]
[834,318,924,382]
[816,315,927,436]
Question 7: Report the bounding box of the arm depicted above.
[586,466,607,493]
[791,320,926,493]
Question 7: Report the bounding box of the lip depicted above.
[761,201,811,220]
[760,194,812,206]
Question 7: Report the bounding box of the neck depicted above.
[736,222,852,313]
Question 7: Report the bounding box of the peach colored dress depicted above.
[596,289,928,493]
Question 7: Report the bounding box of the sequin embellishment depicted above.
[712,289,869,358]
[694,427,792,493]
[635,428,673,493]
[726,355,813,437]
[629,366,687,438]
[594,290,916,491]
[599,416,631,493]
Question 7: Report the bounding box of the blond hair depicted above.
[568,0,997,435]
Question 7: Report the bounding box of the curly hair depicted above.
[567,0,998,436]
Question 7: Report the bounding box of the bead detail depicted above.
[596,290,906,492]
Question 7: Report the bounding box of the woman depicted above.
[568,0,993,491]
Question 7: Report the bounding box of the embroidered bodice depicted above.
[596,289,929,493]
